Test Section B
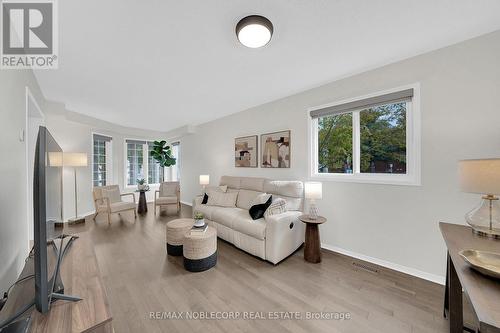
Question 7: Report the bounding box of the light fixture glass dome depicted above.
[236,15,273,48]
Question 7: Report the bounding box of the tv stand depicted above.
[0,232,112,332]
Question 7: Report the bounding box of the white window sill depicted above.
[310,173,421,186]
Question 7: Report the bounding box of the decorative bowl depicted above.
[459,249,500,279]
[193,218,205,228]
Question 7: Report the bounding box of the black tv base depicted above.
[0,235,81,331]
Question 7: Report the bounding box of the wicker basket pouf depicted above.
[183,226,217,272]
[166,218,194,256]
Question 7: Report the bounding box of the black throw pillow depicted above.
[249,195,272,220]
[201,193,208,204]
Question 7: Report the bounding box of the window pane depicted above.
[92,138,109,186]
[148,142,164,184]
[317,113,353,173]
[360,102,406,174]
[127,143,144,185]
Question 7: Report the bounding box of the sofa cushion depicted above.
[232,210,266,240]
[211,207,245,229]
[264,198,287,217]
[249,195,272,220]
[219,176,241,189]
[273,195,302,211]
[240,177,266,192]
[236,189,264,210]
[207,190,238,207]
[264,180,303,198]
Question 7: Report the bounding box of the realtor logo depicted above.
[1,0,58,69]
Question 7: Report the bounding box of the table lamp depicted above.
[64,152,88,224]
[199,175,210,194]
[305,182,322,220]
[458,158,500,238]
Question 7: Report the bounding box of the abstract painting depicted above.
[261,130,291,168]
[235,135,258,167]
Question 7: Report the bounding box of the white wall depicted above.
[0,71,47,293]
[176,30,500,282]
[43,106,171,220]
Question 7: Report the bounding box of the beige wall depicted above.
[0,69,47,293]
[177,30,500,282]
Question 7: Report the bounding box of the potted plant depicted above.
[150,140,176,181]
[193,212,205,227]
[137,178,149,191]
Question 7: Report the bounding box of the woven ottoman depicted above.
[166,218,193,256]
[183,226,217,272]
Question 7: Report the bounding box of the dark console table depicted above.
[440,222,500,333]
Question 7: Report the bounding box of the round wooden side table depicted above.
[135,189,149,215]
[298,215,327,263]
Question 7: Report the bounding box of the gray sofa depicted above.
[192,176,305,264]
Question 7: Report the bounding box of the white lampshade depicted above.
[48,152,63,167]
[199,175,210,186]
[305,182,322,200]
[458,159,500,195]
[63,153,88,167]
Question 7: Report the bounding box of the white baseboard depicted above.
[321,243,445,285]
[180,200,192,206]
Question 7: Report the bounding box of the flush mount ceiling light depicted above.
[236,15,274,48]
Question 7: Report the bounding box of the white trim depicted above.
[321,243,445,285]
[180,200,192,206]
[308,83,422,186]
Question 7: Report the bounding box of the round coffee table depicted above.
[166,218,194,256]
[183,226,217,272]
[298,215,327,263]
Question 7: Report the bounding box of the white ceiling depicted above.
[35,0,500,132]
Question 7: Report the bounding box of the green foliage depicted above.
[318,103,406,174]
[137,178,146,185]
[150,140,176,168]
[359,103,406,173]
[194,212,204,220]
[318,113,353,173]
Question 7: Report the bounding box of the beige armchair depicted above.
[154,181,180,215]
[93,185,137,225]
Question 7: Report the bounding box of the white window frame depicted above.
[124,138,166,188]
[308,83,421,186]
[91,132,113,187]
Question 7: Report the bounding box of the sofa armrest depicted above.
[265,210,301,228]
[265,211,305,264]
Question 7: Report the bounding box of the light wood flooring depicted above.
[61,204,466,333]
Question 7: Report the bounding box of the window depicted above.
[126,139,175,186]
[126,140,145,186]
[92,134,112,187]
[310,86,420,185]
[148,142,164,184]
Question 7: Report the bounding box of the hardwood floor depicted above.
[61,204,457,333]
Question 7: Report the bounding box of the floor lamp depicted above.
[64,153,88,224]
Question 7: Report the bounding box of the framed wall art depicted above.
[235,135,258,167]
[261,130,291,168]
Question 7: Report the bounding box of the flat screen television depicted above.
[33,126,63,313]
